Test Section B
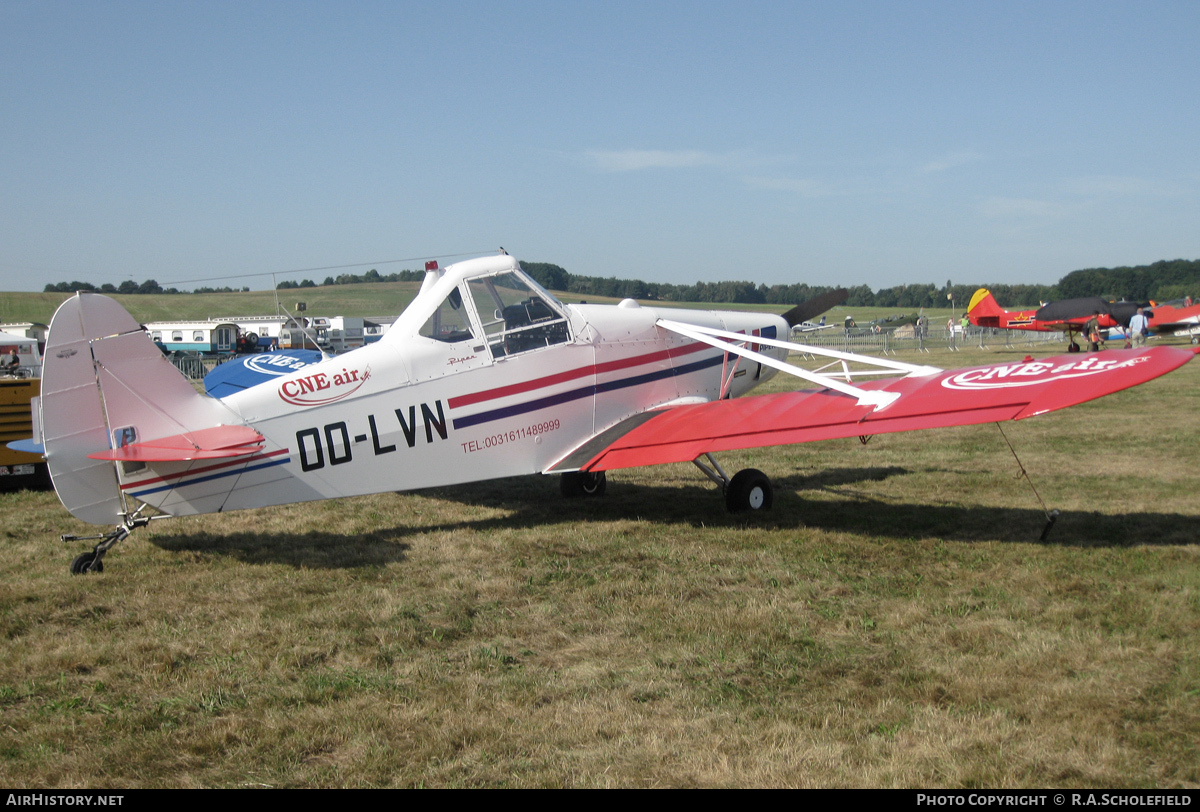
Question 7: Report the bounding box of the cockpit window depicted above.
[467,272,569,356]
[420,286,476,343]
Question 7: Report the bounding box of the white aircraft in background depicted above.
[36,252,1193,573]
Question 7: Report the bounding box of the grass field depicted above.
[1,341,1197,787]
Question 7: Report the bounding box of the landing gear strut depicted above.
[62,514,151,575]
[693,453,774,513]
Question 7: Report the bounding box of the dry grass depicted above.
[1,343,1198,787]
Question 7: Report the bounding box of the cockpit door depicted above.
[408,283,493,383]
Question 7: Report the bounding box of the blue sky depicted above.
[2,1,1197,292]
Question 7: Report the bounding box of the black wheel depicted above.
[725,468,773,513]
[560,470,607,498]
[70,552,104,575]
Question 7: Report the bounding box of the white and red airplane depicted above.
[37,253,1194,573]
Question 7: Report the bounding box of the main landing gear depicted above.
[558,454,773,514]
[62,515,151,575]
[694,453,774,513]
[560,470,607,497]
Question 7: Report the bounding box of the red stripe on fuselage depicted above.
[117,448,290,491]
[448,341,710,409]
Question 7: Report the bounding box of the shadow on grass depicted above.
[149,528,412,569]
[145,465,1197,567]
[425,467,1198,549]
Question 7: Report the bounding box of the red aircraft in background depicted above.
[1140,299,1200,343]
[968,289,1200,347]
[966,289,1127,350]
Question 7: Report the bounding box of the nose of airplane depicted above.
[717,311,790,363]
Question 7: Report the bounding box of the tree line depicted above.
[520,259,1200,310]
[44,258,1200,309]
[43,279,249,294]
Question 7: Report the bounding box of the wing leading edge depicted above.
[551,346,1194,473]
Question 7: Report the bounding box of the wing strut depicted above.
[657,319,941,411]
[994,421,1060,541]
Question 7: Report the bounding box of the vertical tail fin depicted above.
[43,293,245,524]
[967,288,1006,328]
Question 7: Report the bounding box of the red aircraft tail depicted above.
[967,288,1008,328]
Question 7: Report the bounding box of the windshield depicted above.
[467,272,569,357]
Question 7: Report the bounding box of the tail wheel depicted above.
[560,470,607,498]
[726,468,773,513]
[70,551,104,575]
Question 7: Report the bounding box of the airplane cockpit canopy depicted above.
[419,286,474,344]
[467,271,569,356]
[417,263,570,358]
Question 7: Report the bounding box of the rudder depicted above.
[967,288,1006,327]
[42,293,245,525]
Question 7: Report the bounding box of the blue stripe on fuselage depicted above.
[127,456,292,498]
[451,353,725,430]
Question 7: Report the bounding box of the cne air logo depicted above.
[246,354,315,376]
[941,355,1150,390]
[279,366,371,406]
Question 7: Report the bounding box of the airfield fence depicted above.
[168,355,225,380]
[791,327,1066,356]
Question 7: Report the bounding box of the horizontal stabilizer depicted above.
[88,425,264,462]
[6,439,44,455]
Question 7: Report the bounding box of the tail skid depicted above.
[42,293,251,525]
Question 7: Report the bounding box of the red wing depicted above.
[552,347,1193,473]
[88,425,264,462]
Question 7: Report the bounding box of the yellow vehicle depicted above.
[0,377,49,489]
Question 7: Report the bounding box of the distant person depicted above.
[1130,307,1149,347]
[6,349,18,374]
[1085,315,1101,352]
